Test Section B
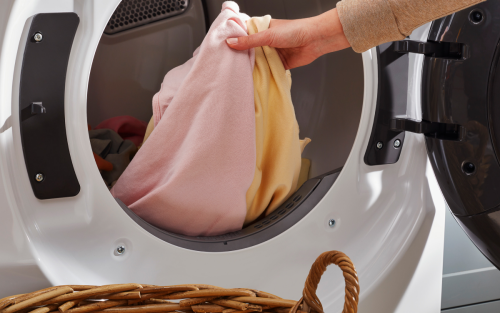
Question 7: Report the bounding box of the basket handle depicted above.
[290,251,359,313]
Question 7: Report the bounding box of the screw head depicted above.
[376,141,383,149]
[470,9,484,24]
[462,161,476,175]
[394,139,402,148]
[116,246,125,255]
[35,173,44,182]
[328,219,336,228]
[33,32,43,42]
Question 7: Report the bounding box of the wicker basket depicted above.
[0,251,359,313]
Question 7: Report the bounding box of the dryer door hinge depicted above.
[391,118,466,141]
[394,40,468,59]
[363,40,466,166]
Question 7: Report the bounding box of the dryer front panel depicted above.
[0,1,446,311]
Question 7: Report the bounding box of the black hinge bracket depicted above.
[364,43,408,166]
[391,118,466,141]
[394,40,468,59]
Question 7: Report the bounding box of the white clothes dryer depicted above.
[0,1,497,312]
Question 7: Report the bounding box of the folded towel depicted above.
[111,1,256,236]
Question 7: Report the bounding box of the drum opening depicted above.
[86,0,364,250]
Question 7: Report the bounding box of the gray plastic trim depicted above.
[442,299,500,312]
[116,168,341,252]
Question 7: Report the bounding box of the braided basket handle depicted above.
[290,251,359,313]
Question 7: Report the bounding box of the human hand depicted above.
[226,8,350,70]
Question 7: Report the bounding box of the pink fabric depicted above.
[111,1,256,237]
[95,115,147,147]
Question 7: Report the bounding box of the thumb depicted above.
[226,30,273,50]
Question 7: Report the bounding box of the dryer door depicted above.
[419,1,500,268]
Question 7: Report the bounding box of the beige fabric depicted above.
[300,137,312,153]
[244,15,307,225]
[337,0,485,53]
[297,158,311,189]
[142,116,155,146]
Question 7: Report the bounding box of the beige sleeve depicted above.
[336,0,485,53]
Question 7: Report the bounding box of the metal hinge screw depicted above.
[33,32,43,42]
[328,219,336,228]
[35,173,44,182]
[116,246,125,255]
[376,141,383,149]
[394,139,401,148]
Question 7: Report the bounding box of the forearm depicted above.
[311,9,351,56]
[337,0,486,53]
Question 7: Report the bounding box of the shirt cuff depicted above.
[336,0,405,53]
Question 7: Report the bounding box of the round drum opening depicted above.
[86,0,364,251]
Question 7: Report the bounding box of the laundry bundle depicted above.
[95,115,148,147]
[89,116,148,188]
[111,1,310,236]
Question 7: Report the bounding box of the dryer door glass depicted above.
[423,1,500,268]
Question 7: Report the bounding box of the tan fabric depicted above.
[142,116,155,146]
[244,15,309,225]
[300,137,312,153]
[337,0,485,53]
[297,158,311,189]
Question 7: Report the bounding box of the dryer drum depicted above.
[87,0,364,252]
